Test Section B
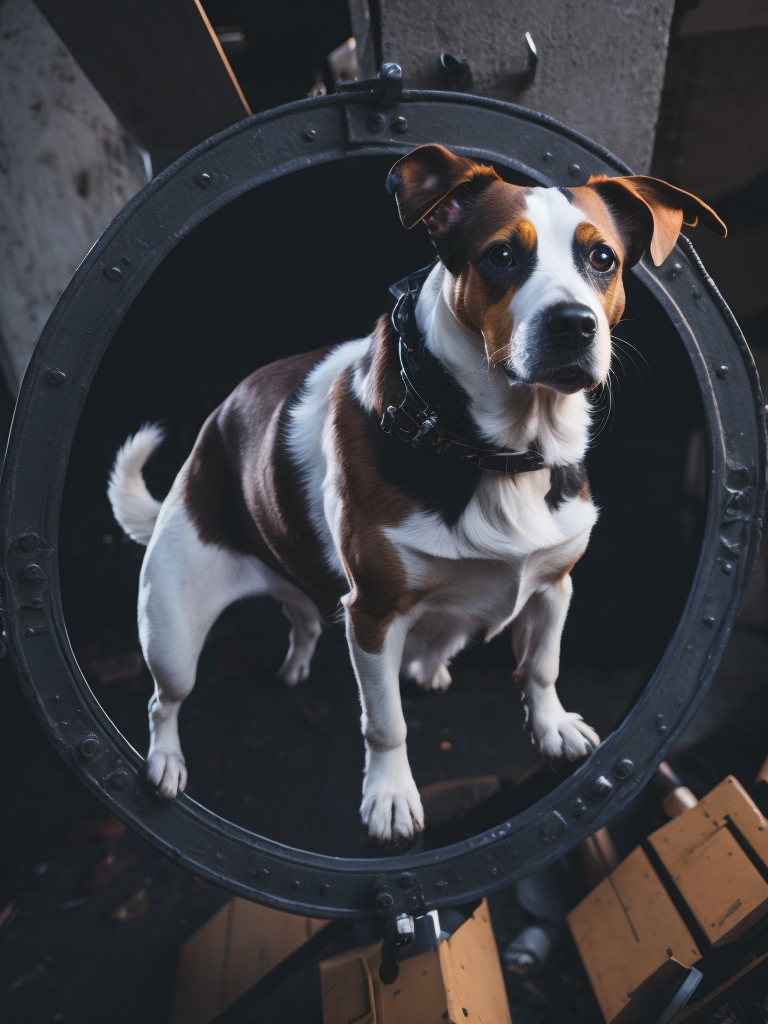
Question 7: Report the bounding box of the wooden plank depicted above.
[34,0,250,168]
[169,897,328,1024]
[567,846,701,1024]
[648,776,768,947]
[169,899,232,1024]
[224,899,328,1007]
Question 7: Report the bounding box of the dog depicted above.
[107,144,725,843]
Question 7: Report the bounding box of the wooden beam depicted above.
[34,0,251,170]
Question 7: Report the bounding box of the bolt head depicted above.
[21,563,44,585]
[613,758,635,780]
[376,891,394,908]
[45,367,66,384]
[79,736,100,759]
[366,113,386,132]
[196,172,213,188]
[587,775,613,800]
[568,163,581,177]
[391,116,408,133]
[108,770,129,791]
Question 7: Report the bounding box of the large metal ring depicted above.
[1,90,764,922]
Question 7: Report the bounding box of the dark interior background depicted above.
[58,153,706,856]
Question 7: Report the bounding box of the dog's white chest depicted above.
[386,471,597,630]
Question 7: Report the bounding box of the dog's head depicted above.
[387,145,726,394]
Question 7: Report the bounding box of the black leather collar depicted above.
[381,264,547,475]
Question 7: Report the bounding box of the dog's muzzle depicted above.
[515,301,602,393]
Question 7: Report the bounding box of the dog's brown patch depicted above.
[332,367,426,654]
[569,188,629,329]
[575,221,602,249]
[183,348,346,615]
[517,219,537,252]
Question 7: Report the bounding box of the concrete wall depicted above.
[349,0,675,173]
[0,0,148,392]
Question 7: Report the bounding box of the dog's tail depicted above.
[107,424,165,545]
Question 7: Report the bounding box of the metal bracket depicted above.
[336,62,403,106]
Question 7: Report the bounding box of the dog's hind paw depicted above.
[361,748,425,843]
[275,654,310,687]
[532,712,600,762]
[404,659,453,693]
[146,750,188,799]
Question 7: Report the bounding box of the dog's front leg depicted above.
[512,577,600,761]
[345,608,424,843]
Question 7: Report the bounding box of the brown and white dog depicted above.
[108,145,725,843]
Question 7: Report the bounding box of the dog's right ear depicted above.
[386,144,500,234]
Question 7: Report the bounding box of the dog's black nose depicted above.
[546,303,597,351]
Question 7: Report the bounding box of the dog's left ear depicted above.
[585,174,727,267]
[386,144,500,233]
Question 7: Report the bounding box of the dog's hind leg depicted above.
[139,490,317,798]
[402,613,468,692]
[276,601,322,686]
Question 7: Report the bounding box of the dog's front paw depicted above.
[361,747,424,843]
[530,711,600,762]
[146,749,188,799]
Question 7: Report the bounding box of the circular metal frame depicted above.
[1,90,765,921]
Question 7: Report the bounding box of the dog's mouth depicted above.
[503,363,598,394]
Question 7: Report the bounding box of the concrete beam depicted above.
[349,0,675,173]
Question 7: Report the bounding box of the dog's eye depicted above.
[487,243,516,269]
[589,243,616,272]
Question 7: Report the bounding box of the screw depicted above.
[290,879,301,889]
[79,736,99,759]
[304,129,317,141]
[103,266,122,281]
[21,563,44,585]
[45,367,66,385]
[196,172,213,188]
[722,561,733,575]
[568,163,581,177]
[376,891,394,908]
[121,255,131,266]
[366,113,386,132]
[17,534,39,553]
[716,364,729,379]
[543,151,553,161]
[655,714,667,733]
[391,116,408,133]
[668,262,683,280]
[703,615,715,627]
[613,758,635,780]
